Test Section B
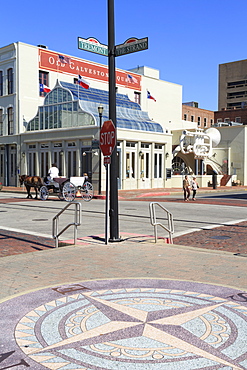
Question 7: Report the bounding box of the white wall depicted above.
[216,125,247,184]
[129,66,182,132]
[0,43,16,135]
[18,43,41,132]
[11,43,184,138]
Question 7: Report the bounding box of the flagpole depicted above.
[56,55,59,81]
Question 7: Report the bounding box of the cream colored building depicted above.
[209,125,247,186]
[1,41,244,190]
[0,41,182,190]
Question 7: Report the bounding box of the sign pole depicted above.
[105,162,109,245]
[78,2,148,244]
[108,0,120,242]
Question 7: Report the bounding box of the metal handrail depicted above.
[149,202,174,243]
[52,202,81,248]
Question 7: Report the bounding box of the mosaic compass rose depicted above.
[3,279,247,369]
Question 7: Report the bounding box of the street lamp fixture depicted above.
[98,104,104,117]
[98,105,104,195]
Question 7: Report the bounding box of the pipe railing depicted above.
[149,202,174,243]
[52,201,81,248]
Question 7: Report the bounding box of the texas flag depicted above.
[78,75,90,89]
[147,90,156,102]
[40,83,51,93]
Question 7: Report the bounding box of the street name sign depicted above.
[78,37,108,56]
[115,37,148,57]
[100,120,116,157]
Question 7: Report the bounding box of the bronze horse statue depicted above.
[19,175,43,199]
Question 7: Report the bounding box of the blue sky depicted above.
[1,0,247,111]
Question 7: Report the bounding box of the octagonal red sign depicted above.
[100,120,116,156]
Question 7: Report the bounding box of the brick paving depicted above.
[0,229,54,257]
[0,220,247,258]
[173,221,247,255]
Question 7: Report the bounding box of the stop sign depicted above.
[100,120,116,156]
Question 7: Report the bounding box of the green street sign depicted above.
[78,37,108,56]
[115,37,148,57]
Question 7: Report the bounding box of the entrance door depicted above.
[140,151,151,188]
[28,152,36,176]
[125,150,136,189]
[81,147,92,180]
[53,151,63,177]
[67,150,77,178]
[40,152,49,177]
[153,152,163,187]
[117,149,121,189]
[8,145,17,186]
[0,146,5,184]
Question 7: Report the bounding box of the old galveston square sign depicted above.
[39,49,141,91]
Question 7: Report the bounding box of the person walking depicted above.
[191,176,199,200]
[183,175,190,201]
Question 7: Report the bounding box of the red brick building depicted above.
[182,102,214,129]
[214,107,247,125]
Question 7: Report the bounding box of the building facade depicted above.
[0,42,185,190]
[218,59,247,110]
[210,124,247,186]
[2,42,243,190]
[182,102,214,129]
[214,107,247,126]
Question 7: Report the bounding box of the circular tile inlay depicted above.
[1,279,247,369]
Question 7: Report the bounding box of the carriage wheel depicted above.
[62,181,76,202]
[82,181,94,201]
[39,185,49,201]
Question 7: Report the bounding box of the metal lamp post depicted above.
[98,104,104,195]
[108,0,120,241]
[77,0,147,242]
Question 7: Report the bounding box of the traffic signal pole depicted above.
[108,0,120,241]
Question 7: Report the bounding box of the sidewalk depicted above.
[1,216,247,300]
[1,232,247,302]
[1,218,247,258]
[1,184,245,198]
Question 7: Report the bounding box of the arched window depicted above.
[27,87,95,131]
[7,68,13,94]
[172,157,190,175]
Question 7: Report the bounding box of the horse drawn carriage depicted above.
[39,176,93,202]
[19,175,93,202]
